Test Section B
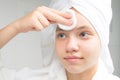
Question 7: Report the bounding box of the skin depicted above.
[0,6,72,48]
[55,9,101,80]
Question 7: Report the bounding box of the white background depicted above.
[0,0,120,77]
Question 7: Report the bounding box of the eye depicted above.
[80,32,88,37]
[57,33,66,39]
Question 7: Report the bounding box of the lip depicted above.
[64,56,84,63]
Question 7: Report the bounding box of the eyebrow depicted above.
[56,25,92,31]
[77,26,92,30]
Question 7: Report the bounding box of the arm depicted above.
[0,21,19,48]
[0,6,72,48]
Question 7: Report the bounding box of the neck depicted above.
[66,64,98,80]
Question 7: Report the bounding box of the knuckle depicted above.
[30,12,37,20]
[35,27,41,32]
[35,7,42,11]
[54,15,59,21]
[32,9,39,16]
[44,22,50,27]
[35,6,47,11]
[41,6,47,9]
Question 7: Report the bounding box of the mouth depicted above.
[64,56,84,63]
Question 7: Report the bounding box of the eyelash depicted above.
[56,31,90,39]
[79,32,89,37]
[56,33,66,39]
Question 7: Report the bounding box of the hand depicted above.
[13,6,72,33]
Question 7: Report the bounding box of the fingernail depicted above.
[67,19,73,25]
[65,12,72,18]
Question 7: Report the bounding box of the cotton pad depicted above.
[58,9,77,30]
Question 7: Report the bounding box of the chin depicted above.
[65,66,85,74]
[67,69,83,74]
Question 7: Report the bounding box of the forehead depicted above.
[57,9,96,32]
[73,8,94,30]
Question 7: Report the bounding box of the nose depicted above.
[66,37,79,53]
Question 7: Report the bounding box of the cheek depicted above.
[55,41,66,58]
[82,38,101,60]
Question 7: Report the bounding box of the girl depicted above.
[0,0,120,80]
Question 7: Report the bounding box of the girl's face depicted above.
[55,9,101,74]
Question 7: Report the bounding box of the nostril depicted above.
[66,48,79,54]
[66,43,79,54]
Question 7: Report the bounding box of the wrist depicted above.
[9,20,21,34]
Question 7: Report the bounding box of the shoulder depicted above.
[107,74,120,80]
[16,67,50,80]
[0,67,50,80]
[0,68,16,80]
